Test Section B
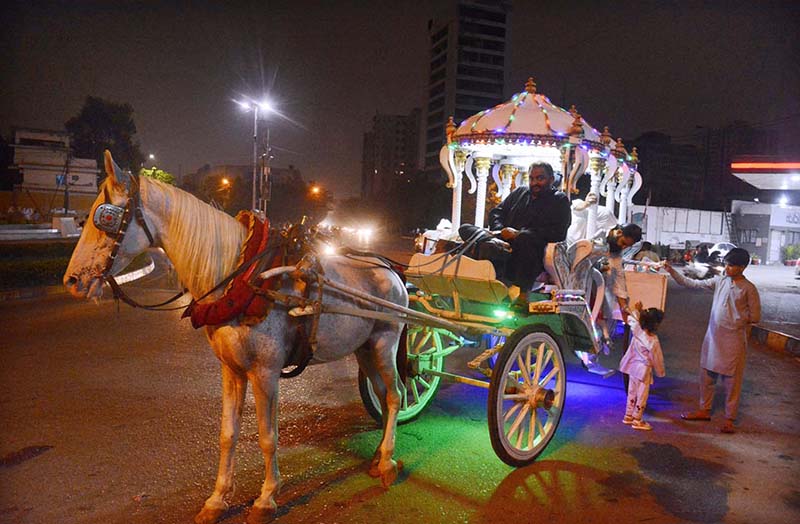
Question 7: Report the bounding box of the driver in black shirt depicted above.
[459,162,572,302]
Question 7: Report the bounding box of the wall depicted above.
[630,204,729,248]
[734,212,770,262]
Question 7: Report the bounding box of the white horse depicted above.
[64,151,407,524]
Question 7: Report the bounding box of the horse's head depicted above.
[64,150,156,299]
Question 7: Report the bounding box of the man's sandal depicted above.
[720,420,736,434]
[680,410,711,421]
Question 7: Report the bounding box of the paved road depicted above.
[742,265,800,338]
[1,260,799,524]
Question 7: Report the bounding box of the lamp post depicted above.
[236,99,274,213]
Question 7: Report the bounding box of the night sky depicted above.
[2,1,798,199]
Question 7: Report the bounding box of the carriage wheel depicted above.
[358,326,453,425]
[487,325,566,467]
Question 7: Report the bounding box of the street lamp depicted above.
[236,99,274,213]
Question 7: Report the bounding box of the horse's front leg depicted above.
[246,367,282,524]
[195,364,247,524]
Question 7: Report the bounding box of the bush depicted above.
[0,242,151,289]
[0,241,78,260]
[781,244,800,262]
[0,258,71,289]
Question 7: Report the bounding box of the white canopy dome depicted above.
[448,78,618,157]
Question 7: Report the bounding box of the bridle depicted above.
[93,170,185,309]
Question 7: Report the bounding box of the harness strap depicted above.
[106,275,188,310]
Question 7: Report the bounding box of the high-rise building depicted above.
[631,132,705,209]
[422,0,512,174]
[361,109,421,199]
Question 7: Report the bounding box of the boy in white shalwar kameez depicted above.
[620,302,666,430]
[665,247,761,434]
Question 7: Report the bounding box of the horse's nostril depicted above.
[65,276,78,287]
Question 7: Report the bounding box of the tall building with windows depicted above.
[361,109,421,200]
[423,1,512,174]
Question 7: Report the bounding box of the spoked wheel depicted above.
[487,325,566,466]
[359,326,456,425]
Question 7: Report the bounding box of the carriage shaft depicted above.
[322,276,493,337]
[425,369,491,389]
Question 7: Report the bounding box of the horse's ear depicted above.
[104,150,130,189]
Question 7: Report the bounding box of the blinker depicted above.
[94,203,126,234]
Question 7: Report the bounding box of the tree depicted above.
[65,96,144,178]
[140,167,175,185]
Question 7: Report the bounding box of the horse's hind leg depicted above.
[356,329,403,488]
[196,365,247,524]
[246,367,282,524]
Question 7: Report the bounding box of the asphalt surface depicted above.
[1,250,799,524]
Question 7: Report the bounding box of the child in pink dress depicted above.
[620,301,666,430]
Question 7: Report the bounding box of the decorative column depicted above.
[560,145,571,193]
[589,126,613,237]
[519,164,530,187]
[451,149,467,230]
[566,108,585,198]
[442,116,462,230]
[607,137,627,214]
[618,172,631,224]
[614,138,629,223]
[474,157,492,228]
[499,164,516,200]
[587,156,605,238]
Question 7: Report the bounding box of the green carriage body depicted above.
[358,250,603,465]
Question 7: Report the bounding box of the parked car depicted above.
[708,242,737,262]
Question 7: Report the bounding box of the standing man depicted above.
[577,223,642,376]
[603,223,644,326]
[665,248,761,433]
[460,162,571,303]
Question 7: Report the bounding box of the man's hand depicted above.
[618,298,630,324]
[634,300,644,312]
[499,227,519,241]
[586,192,598,205]
[486,237,512,253]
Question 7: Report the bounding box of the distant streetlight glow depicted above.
[221,177,230,186]
[149,153,155,160]
[310,185,321,195]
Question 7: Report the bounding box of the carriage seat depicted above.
[406,253,509,304]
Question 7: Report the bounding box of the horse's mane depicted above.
[141,177,246,296]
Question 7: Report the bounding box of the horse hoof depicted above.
[380,459,401,488]
[368,462,381,478]
[194,506,226,524]
[246,504,277,524]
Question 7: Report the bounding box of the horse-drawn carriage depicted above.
[357,239,609,466]
[62,77,668,522]
[352,76,672,465]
